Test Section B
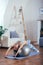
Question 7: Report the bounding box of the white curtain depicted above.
[0,0,9,26]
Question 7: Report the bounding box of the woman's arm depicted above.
[5,43,16,56]
[15,41,27,56]
[5,41,21,56]
[5,46,12,56]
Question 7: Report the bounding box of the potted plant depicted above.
[0,26,8,47]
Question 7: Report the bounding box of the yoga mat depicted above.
[5,51,40,60]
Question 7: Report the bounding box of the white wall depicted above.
[4,0,42,23]
[0,0,9,26]
[4,0,42,44]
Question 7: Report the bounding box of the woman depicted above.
[5,40,39,57]
[5,41,27,57]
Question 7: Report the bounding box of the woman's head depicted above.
[13,41,21,50]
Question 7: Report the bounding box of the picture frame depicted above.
[40,7,43,15]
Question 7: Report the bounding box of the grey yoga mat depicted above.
[5,51,39,60]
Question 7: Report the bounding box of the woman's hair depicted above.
[16,41,21,46]
[11,41,21,49]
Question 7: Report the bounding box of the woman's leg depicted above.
[27,40,39,52]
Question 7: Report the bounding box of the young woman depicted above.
[5,41,27,57]
[5,40,39,57]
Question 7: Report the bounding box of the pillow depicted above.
[10,31,19,38]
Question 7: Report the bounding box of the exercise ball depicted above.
[18,45,31,56]
[22,45,31,56]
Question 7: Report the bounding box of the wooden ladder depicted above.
[19,6,27,40]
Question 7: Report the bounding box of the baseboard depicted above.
[0,47,8,49]
[31,41,37,43]
[31,41,39,46]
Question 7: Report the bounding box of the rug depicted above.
[5,51,39,60]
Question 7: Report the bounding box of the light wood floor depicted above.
[0,45,43,65]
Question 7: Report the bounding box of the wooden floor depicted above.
[0,46,43,65]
